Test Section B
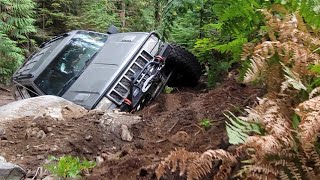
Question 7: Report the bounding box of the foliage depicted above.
[192,0,265,86]
[157,0,195,39]
[35,0,83,37]
[199,118,212,130]
[156,7,320,179]
[44,155,96,178]
[168,10,198,49]
[163,86,173,94]
[224,111,262,145]
[0,0,36,83]
[156,148,237,180]
[280,0,320,29]
[66,0,120,33]
[192,0,320,86]
[190,1,256,86]
[228,10,320,179]
[35,0,120,39]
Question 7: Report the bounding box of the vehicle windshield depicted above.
[35,31,108,96]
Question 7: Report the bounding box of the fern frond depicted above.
[213,162,231,180]
[241,135,282,158]
[225,111,263,145]
[241,164,278,179]
[286,162,302,180]
[280,170,290,180]
[243,58,262,83]
[241,42,255,61]
[295,96,320,146]
[297,153,317,179]
[281,62,307,92]
[243,41,278,83]
[155,148,200,179]
[156,149,237,180]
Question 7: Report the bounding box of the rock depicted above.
[169,131,190,145]
[0,161,26,180]
[37,155,45,160]
[47,127,53,132]
[49,145,59,152]
[105,118,113,125]
[120,125,133,142]
[95,156,104,166]
[0,156,6,162]
[36,130,46,139]
[133,116,141,120]
[82,147,91,154]
[101,153,108,159]
[0,95,86,124]
[33,114,44,121]
[85,135,93,141]
[42,175,58,180]
[31,130,38,137]
[44,107,64,120]
[105,151,122,161]
[0,128,5,136]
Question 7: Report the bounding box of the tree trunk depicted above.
[154,0,161,29]
[120,0,126,30]
[199,3,204,38]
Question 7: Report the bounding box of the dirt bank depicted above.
[0,76,263,179]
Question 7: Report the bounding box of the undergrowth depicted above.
[156,6,320,180]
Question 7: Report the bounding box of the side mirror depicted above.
[107,25,119,34]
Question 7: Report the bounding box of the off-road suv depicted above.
[12,29,201,112]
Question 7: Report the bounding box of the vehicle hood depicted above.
[62,33,149,109]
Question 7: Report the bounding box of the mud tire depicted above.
[165,44,202,87]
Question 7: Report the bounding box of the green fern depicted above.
[296,0,320,29]
[0,0,36,83]
[224,111,263,145]
[281,63,307,91]
[45,155,96,178]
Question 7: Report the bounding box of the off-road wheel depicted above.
[164,44,202,87]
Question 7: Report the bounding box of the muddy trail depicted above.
[0,76,263,179]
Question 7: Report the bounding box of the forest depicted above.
[1,0,320,179]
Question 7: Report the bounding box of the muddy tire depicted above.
[165,44,202,87]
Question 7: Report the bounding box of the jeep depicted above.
[12,28,201,112]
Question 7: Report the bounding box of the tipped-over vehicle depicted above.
[12,27,201,112]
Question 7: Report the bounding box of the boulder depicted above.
[120,124,133,142]
[0,161,26,180]
[0,95,87,123]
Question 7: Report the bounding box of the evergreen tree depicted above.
[0,0,36,83]
[35,0,85,39]
[67,0,120,33]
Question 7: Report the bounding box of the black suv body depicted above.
[12,30,201,111]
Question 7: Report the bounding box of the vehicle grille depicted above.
[107,50,153,105]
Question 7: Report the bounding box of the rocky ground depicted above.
[0,75,263,180]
